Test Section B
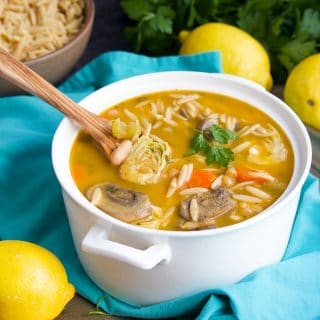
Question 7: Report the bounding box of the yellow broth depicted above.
[70,90,294,230]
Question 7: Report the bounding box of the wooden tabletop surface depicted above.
[58,294,126,320]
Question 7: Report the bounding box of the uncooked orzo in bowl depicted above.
[0,0,84,61]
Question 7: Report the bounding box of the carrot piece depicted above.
[236,168,268,183]
[187,169,217,189]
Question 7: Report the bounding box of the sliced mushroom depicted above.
[86,183,152,223]
[180,186,236,223]
[198,117,218,131]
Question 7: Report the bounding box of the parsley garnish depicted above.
[205,146,234,167]
[209,125,237,144]
[184,124,236,167]
[184,131,208,156]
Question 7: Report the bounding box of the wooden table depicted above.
[58,295,125,320]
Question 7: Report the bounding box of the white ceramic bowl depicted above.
[52,72,312,306]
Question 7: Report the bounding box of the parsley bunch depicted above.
[184,125,237,167]
[120,0,320,84]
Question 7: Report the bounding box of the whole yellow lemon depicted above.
[179,22,273,90]
[0,240,75,320]
[284,53,320,130]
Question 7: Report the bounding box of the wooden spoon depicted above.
[0,48,132,165]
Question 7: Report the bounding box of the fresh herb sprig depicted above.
[184,124,237,167]
[205,145,234,167]
[209,124,237,144]
[184,131,208,156]
[120,0,320,84]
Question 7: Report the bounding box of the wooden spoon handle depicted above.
[0,48,119,156]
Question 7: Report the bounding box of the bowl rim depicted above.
[25,0,95,66]
[52,71,312,238]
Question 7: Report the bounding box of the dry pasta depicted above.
[0,0,84,61]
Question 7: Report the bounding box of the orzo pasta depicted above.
[0,0,84,61]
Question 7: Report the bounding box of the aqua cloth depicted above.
[0,51,319,320]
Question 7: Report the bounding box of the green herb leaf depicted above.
[205,145,234,167]
[209,124,237,144]
[277,36,317,72]
[299,8,320,39]
[191,131,208,152]
[120,0,320,84]
[184,128,234,166]
[121,0,176,55]
[149,6,174,34]
[183,131,208,156]
[120,0,150,21]
[183,132,209,157]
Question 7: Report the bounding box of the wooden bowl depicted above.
[0,0,95,96]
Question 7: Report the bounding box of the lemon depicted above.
[0,240,75,320]
[179,22,273,90]
[284,54,320,130]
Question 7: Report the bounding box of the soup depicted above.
[70,90,294,231]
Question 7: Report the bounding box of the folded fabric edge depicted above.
[59,51,222,93]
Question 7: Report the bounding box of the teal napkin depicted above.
[0,51,319,320]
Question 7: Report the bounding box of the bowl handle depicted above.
[81,224,172,270]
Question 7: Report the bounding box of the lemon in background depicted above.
[284,54,320,130]
[179,22,273,90]
[0,240,75,320]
